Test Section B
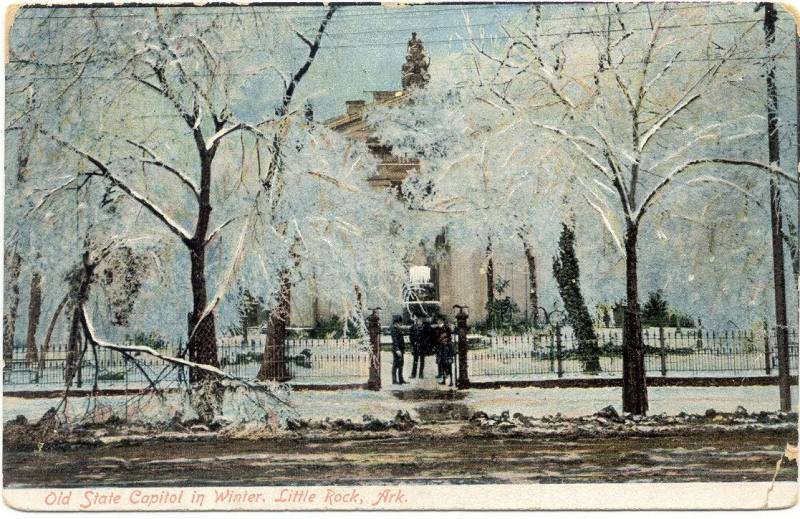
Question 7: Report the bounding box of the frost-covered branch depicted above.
[125,139,199,198]
[637,20,760,153]
[307,170,360,193]
[26,177,78,217]
[79,305,289,405]
[41,129,193,242]
[205,120,279,151]
[638,93,700,152]
[205,215,243,246]
[136,67,197,130]
[526,119,632,215]
[635,158,796,223]
[277,4,338,114]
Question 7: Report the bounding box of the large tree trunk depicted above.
[238,288,251,347]
[241,305,249,347]
[257,269,292,381]
[621,223,648,415]
[187,244,219,382]
[64,302,84,385]
[3,252,22,366]
[764,3,791,411]
[64,255,94,385]
[185,143,219,383]
[24,271,42,363]
[792,17,800,408]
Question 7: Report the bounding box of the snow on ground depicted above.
[3,385,797,425]
[461,385,799,417]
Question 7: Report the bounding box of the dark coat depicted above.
[390,325,405,356]
[409,322,424,355]
[436,324,454,361]
[422,322,436,356]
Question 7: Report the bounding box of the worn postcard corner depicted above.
[2,0,799,512]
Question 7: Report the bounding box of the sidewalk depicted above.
[4,382,797,426]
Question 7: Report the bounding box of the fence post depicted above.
[366,308,381,391]
[455,305,470,389]
[659,326,667,376]
[763,321,771,375]
[76,340,85,389]
[555,323,563,378]
[124,354,129,419]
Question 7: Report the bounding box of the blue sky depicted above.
[240,3,530,120]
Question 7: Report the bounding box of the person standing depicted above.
[409,316,425,378]
[429,317,443,379]
[423,317,437,377]
[436,316,454,386]
[391,315,407,385]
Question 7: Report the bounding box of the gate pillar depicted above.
[367,308,381,391]
[455,305,470,389]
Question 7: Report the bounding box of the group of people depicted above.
[390,315,455,386]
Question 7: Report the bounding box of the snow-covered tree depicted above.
[474,2,797,414]
[6,5,341,381]
[6,5,415,391]
[243,117,409,380]
[367,72,572,325]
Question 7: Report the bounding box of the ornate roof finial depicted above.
[401,32,430,90]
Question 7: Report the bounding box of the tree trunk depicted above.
[3,252,22,366]
[239,289,250,347]
[312,273,321,328]
[795,32,800,291]
[257,269,292,381]
[40,294,67,372]
[24,271,42,363]
[64,303,84,385]
[522,240,539,325]
[622,223,648,415]
[485,241,495,307]
[354,285,365,318]
[184,140,219,382]
[768,178,790,410]
[186,244,219,382]
[64,256,94,385]
[241,308,249,347]
[763,3,791,412]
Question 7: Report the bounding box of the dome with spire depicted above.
[401,32,431,90]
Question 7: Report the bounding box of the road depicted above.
[3,428,796,487]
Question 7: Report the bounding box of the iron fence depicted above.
[3,327,798,390]
[2,338,371,390]
[468,327,799,380]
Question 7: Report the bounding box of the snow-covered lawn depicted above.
[460,385,798,417]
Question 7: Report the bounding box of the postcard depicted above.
[2,0,798,511]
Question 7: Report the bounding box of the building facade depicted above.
[289,34,535,326]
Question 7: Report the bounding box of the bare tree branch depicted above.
[277,5,338,115]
